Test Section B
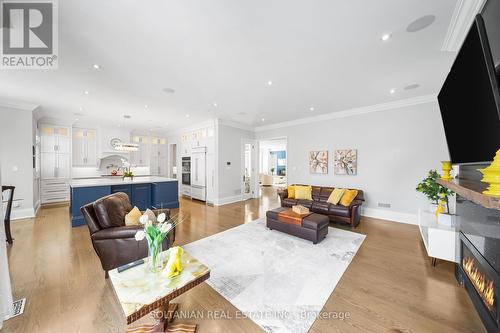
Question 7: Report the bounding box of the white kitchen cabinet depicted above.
[72,128,97,167]
[40,123,71,203]
[40,125,70,154]
[151,137,167,175]
[131,135,150,166]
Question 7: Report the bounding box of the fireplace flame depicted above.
[463,257,495,309]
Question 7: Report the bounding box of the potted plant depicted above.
[416,170,454,213]
[121,160,134,180]
[134,212,185,273]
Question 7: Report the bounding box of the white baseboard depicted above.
[361,207,417,225]
[214,195,243,206]
[10,208,36,221]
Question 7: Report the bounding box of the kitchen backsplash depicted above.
[72,166,151,179]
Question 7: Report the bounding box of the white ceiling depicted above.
[0,0,460,131]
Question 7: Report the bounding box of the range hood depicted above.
[114,143,139,151]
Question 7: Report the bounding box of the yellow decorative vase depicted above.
[441,161,453,180]
[478,149,500,197]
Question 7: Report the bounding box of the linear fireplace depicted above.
[459,232,499,332]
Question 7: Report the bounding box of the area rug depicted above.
[182,218,366,333]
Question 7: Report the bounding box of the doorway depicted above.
[241,139,257,200]
[258,138,287,195]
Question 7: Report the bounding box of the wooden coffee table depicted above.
[109,250,210,333]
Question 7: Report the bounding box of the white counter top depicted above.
[70,176,178,188]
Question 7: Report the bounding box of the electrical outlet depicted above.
[378,202,391,208]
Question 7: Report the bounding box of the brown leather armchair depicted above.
[81,192,175,276]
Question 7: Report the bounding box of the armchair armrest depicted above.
[91,225,143,241]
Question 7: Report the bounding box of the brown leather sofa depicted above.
[81,192,175,276]
[278,185,364,227]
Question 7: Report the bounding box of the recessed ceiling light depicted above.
[123,115,131,119]
[267,80,273,86]
[84,90,89,95]
[404,83,421,90]
[213,103,218,107]
[185,114,190,118]
[390,89,396,94]
[261,118,265,122]
[381,33,391,41]
[309,107,315,111]
[74,112,84,116]
[79,107,83,111]
[144,104,149,109]
[407,15,436,33]
[75,118,79,122]
[92,64,100,70]
[162,88,175,94]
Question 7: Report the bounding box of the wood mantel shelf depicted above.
[437,178,500,210]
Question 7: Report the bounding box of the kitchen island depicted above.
[70,176,179,227]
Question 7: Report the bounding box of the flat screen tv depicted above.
[438,14,500,164]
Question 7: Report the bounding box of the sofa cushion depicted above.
[311,201,330,214]
[311,186,322,201]
[93,192,133,229]
[296,199,313,209]
[327,188,346,205]
[328,204,351,217]
[282,198,298,207]
[295,185,312,200]
[124,206,142,226]
[318,187,333,203]
[287,185,296,199]
[340,189,359,207]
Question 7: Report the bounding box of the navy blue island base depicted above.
[70,177,179,227]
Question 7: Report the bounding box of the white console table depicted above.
[418,209,459,265]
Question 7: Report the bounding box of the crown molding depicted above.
[0,98,39,112]
[254,93,437,132]
[218,118,254,132]
[441,0,486,52]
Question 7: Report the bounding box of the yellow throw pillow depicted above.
[340,190,359,207]
[287,185,296,199]
[125,206,142,226]
[294,185,312,200]
[327,188,346,205]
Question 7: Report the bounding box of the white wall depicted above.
[217,124,254,203]
[0,106,36,219]
[255,101,449,223]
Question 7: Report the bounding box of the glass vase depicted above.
[147,239,163,273]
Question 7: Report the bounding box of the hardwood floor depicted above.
[3,187,485,333]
